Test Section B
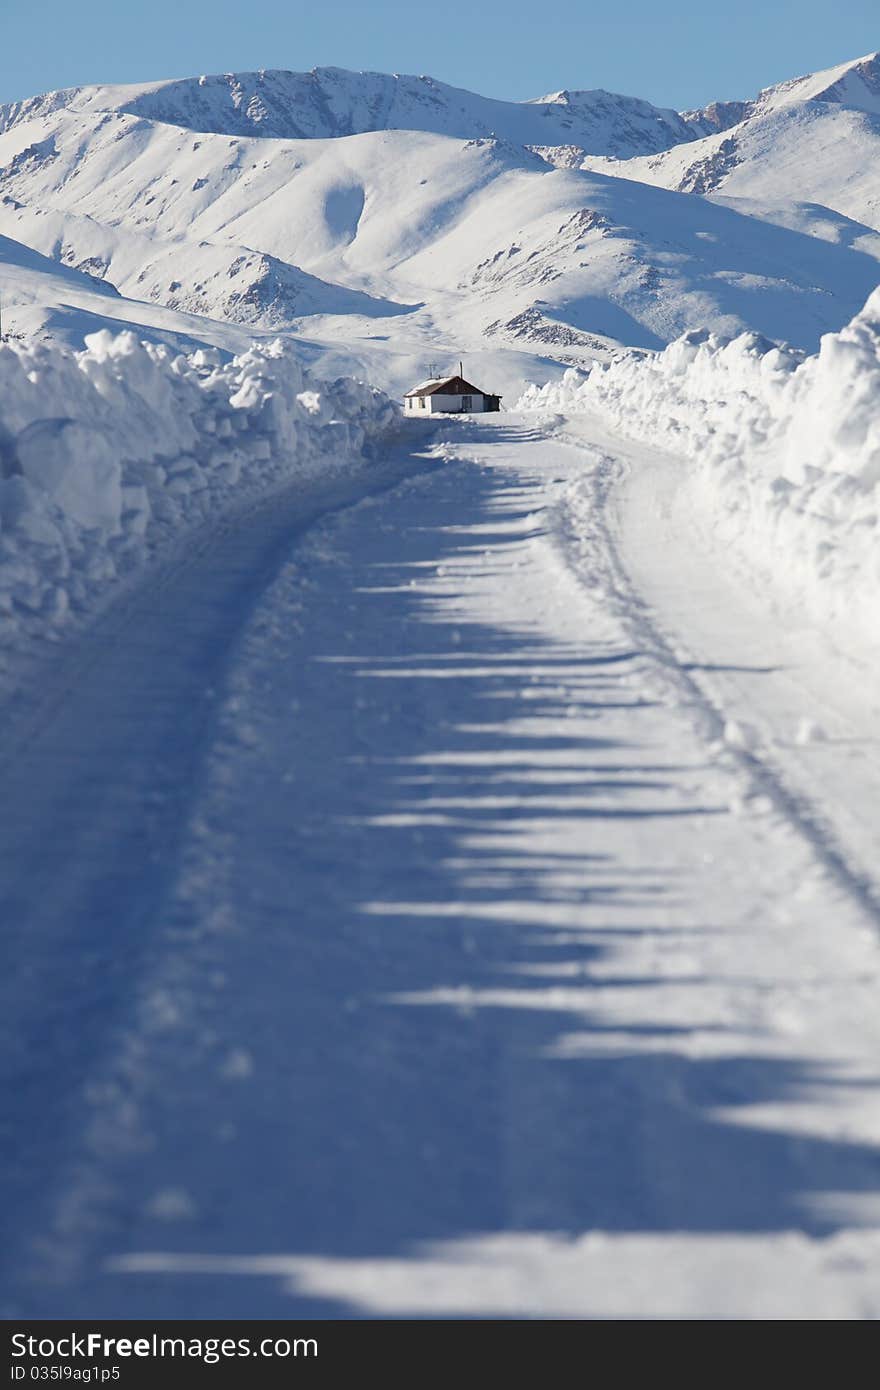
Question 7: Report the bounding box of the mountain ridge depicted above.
[3,50,877,152]
[580,51,880,231]
[0,67,700,158]
[1,50,879,393]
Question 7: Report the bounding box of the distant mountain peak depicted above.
[0,66,699,159]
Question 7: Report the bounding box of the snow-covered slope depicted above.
[0,229,257,352]
[738,50,880,119]
[1,54,879,385]
[2,104,878,376]
[584,53,880,232]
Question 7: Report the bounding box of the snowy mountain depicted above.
[0,67,705,158]
[681,49,880,132]
[0,54,878,392]
[583,52,880,231]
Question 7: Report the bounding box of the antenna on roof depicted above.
[426,361,440,379]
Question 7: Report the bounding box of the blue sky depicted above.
[1,1,877,109]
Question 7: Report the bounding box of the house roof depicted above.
[405,374,488,398]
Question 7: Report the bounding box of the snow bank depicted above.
[0,330,398,672]
[518,287,880,650]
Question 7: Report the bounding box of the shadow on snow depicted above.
[2,426,878,1316]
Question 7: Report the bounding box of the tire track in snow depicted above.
[0,445,443,1308]
[552,442,880,929]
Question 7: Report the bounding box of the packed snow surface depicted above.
[3,419,880,1319]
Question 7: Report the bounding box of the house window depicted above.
[420,396,426,409]
[461,395,472,411]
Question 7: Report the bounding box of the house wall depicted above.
[426,393,487,413]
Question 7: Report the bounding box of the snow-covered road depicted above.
[3,418,880,1319]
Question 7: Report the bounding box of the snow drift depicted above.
[518,287,880,650]
[0,330,398,674]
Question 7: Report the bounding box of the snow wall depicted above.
[0,331,399,664]
[518,285,880,651]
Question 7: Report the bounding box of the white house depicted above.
[404,373,501,414]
